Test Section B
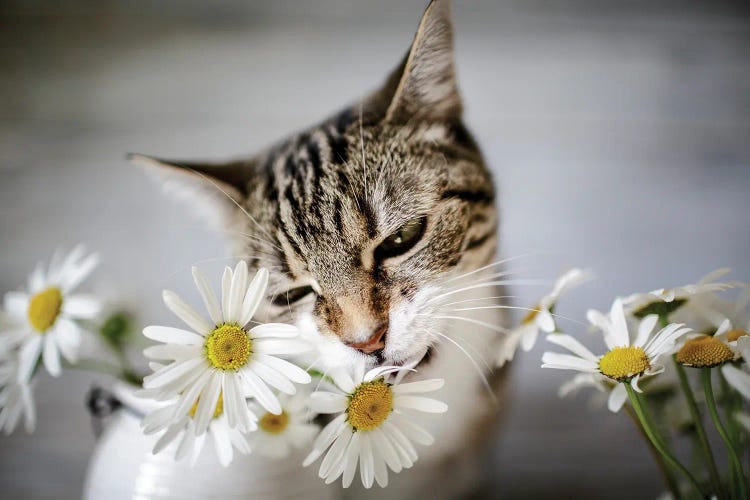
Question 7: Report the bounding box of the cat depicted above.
[132,1,510,497]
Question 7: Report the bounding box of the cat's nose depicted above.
[346,323,388,354]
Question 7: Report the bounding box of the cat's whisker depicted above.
[358,101,368,203]
[442,306,587,327]
[420,314,510,335]
[426,279,548,304]
[420,328,497,403]
[434,295,516,309]
[440,254,532,286]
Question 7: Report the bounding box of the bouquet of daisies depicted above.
[509,268,749,500]
[0,247,447,490]
[2,246,748,497]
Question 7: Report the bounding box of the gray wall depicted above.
[1,1,749,498]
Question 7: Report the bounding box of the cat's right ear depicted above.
[364,0,461,124]
[128,153,252,228]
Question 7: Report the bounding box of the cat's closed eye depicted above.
[271,285,315,307]
[374,217,427,261]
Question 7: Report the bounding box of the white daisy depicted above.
[142,393,253,467]
[302,360,447,489]
[496,268,590,366]
[542,299,691,412]
[3,246,100,380]
[0,354,36,434]
[622,268,742,327]
[247,390,319,459]
[141,263,311,436]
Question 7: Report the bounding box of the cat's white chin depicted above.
[293,308,434,372]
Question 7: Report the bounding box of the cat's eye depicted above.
[375,217,427,260]
[272,285,314,306]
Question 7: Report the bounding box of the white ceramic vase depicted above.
[82,384,340,500]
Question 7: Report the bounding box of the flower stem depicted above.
[673,358,723,497]
[625,383,708,498]
[702,368,748,500]
[624,405,681,498]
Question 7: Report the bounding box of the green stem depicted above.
[702,368,748,500]
[624,405,681,498]
[625,383,708,498]
[673,358,723,497]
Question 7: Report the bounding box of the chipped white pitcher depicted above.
[82,384,339,500]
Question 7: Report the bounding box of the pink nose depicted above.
[346,324,388,354]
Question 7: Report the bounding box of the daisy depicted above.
[142,393,253,467]
[247,390,319,459]
[542,299,691,412]
[496,268,590,366]
[303,360,447,488]
[3,246,100,380]
[622,268,742,325]
[141,263,311,436]
[0,354,36,434]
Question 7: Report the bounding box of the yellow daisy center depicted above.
[521,305,540,325]
[676,336,733,367]
[726,329,748,343]
[347,379,393,431]
[599,346,650,381]
[188,393,224,419]
[204,324,251,371]
[259,411,290,434]
[27,287,63,332]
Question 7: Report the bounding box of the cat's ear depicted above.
[369,0,462,124]
[128,153,252,227]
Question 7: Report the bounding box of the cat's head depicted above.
[133,0,498,370]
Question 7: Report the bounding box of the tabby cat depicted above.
[133,1,509,497]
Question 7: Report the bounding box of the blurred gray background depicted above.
[1,0,749,498]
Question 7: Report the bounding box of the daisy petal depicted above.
[253,354,311,384]
[310,391,348,413]
[239,268,269,327]
[250,362,296,395]
[162,291,211,335]
[192,266,222,325]
[541,352,599,372]
[241,368,281,414]
[391,378,444,395]
[226,261,248,324]
[60,252,99,293]
[249,323,299,339]
[394,395,447,413]
[359,433,375,488]
[634,314,658,347]
[722,365,750,400]
[143,326,204,346]
[253,339,311,356]
[544,334,598,361]
[42,335,61,377]
[319,429,353,479]
[608,384,628,413]
[143,357,206,390]
[221,267,232,321]
[193,372,222,436]
[342,431,361,488]
[61,295,100,319]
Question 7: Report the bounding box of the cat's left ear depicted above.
[380,0,462,124]
[128,153,253,227]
